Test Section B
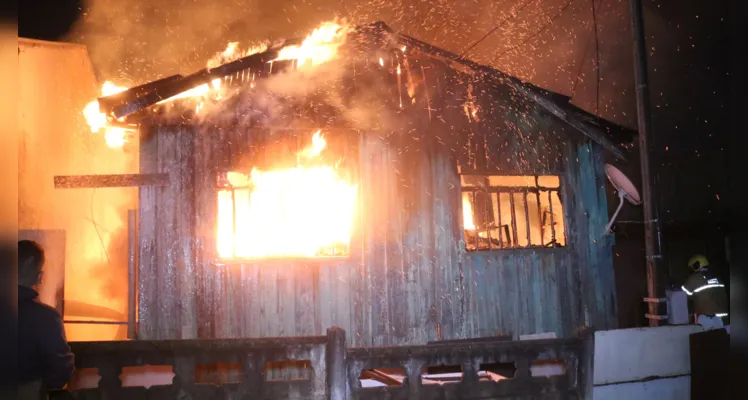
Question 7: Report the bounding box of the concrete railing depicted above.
[347,335,588,399]
[69,328,344,400]
[67,327,589,399]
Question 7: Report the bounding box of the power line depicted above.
[90,188,111,266]
[492,0,579,62]
[570,31,593,97]
[458,0,537,59]
[571,0,605,108]
[591,0,601,115]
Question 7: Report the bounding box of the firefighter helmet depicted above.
[688,254,709,271]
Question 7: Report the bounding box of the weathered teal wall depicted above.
[465,140,616,339]
[138,50,617,344]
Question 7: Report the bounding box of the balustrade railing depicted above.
[347,335,589,399]
[69,329,341,399]
[67,327,591,399]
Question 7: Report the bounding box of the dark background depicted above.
[18,0,739,330]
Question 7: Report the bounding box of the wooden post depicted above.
[127,209,137,339]
[628,0,664,326]
[326,326,347,400]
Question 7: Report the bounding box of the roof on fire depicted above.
[98,22,636,160]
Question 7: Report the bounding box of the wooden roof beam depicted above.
[54,173,169,189]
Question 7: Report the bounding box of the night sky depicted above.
[18,0,739,328]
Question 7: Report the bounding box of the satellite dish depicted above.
[604,164,642,234]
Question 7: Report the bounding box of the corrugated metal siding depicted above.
[138,50,616,344]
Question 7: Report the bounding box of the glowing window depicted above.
[215,132,357,259]
[461,175,566,251]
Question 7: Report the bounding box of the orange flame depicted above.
[217,131,357,259]
[207,42,269,69]
[82,82,132,148]
[462,194,476,230]
[82,21,348,148]
[275,22,347,67]
[298,130,326,159]
[82,78,221,148]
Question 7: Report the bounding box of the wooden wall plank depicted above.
[386,147,407,345]
[277,266,296,337]
[294,265,317,336]
[259,265,279,337]
[137,125,159,339]
[155,129,178,339]
[468,251,573,339]
[335,260,354,339]
[193,128,217,339]
[176,129,197,339]
[243,265,261,337]
[316,264,335,337]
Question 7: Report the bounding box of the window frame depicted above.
[459,173,568,252]
[214,170,354,262]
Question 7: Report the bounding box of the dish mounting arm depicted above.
[605,190,627,234]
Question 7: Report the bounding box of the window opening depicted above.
[216,131,357,260]
[461,175,566,251]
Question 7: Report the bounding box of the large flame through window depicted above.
[217,131,357,259]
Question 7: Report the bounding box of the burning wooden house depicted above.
[68,21,634,346]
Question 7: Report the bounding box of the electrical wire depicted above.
[570,35,592,97]
[90,188,111,266]
[458,0,537,59]
[570,0,605,108]
[591,0,601,115]
[492,0,579,62]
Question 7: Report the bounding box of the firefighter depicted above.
[681,254,729,332]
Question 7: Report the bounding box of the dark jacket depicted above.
[18,286,75,389]
[682,267,729,316]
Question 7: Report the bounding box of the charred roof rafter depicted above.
[95,21,631,160]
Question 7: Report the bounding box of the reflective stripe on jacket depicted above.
[682,267,728,316]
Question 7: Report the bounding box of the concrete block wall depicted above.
[591,325,703,399]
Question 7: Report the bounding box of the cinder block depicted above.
[593,325,702,385]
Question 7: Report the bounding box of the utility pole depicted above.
[628,0,664,326]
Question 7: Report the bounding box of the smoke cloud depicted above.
[67,0,637,127]
[194,49,407,155]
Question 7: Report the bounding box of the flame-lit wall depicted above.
[18,39,138,341]
[136,49,616,345]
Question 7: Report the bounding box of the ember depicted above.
[217,131,357,259]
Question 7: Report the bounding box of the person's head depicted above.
[688,254,709,272]
[18,240,45,288]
